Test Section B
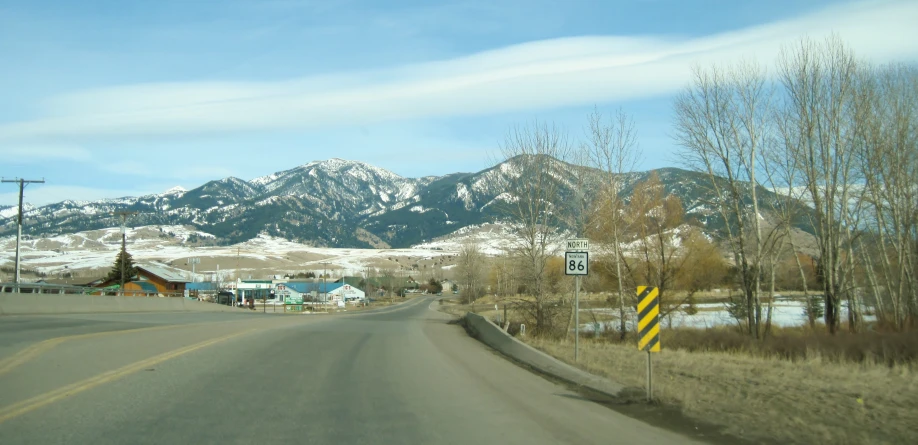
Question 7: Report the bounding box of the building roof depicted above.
[137,262,191,283]
[285,282,343,294]
[329,284,365,296]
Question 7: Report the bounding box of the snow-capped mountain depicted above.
[0,157,806,249]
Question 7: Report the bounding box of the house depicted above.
[123,281,159,296]
[329,283,366,301]
[440,279,458,292]
[284,282,345,303]
[92,262,191,295]
[233,280,273,304]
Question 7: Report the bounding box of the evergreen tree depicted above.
[107,248,138,285]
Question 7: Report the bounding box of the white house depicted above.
[329,283,366,301]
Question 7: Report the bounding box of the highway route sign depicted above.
[564,252,589,276]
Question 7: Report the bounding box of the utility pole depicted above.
[322,261,328,310]
[2,177,45,290]
[235,247,240,307]
[365,265,372,306]
[112,211,137,296]
[188,257,200,282]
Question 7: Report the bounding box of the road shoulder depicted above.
[432,302,758,445]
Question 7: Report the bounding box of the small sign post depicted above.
[637,286,661,401]
[565,239,590,362]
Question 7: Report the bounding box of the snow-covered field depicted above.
[581,300,875,331]
[0,225,469,281]
[0,220,698,283]
[411,223,570,255]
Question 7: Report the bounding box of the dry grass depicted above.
[653,327,918,366]
[524,336,918,445]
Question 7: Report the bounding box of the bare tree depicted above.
[455,241,486,304]
[778,36,863,333]
[380,268,397,298]
[584,107,642,339]
[621,173,692,326]
[498,121,573,335]
[855,63,918,330]
[488,254,518,298]
[673,61,776,338]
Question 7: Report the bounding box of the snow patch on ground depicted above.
[158,186,187,197]
[414,223,520,256]
[1,207,21,219]
[582,300,876,331]
[0,226,458,280]
[251,172,280,186]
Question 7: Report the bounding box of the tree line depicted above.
[457,35,916,338]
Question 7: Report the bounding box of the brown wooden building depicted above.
[92,262,191,295]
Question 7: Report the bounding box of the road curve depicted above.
[0,298,704,444]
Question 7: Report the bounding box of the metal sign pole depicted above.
[565,240,589,364]
[574,275,580,362]
[646,350,653,401]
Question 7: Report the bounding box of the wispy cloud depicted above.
[0,185,159,207]
[0,0,915,142]
[0,144,91,163]
[98,161,236,180]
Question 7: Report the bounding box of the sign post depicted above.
[565,239,589,362]
[637,286,661,401]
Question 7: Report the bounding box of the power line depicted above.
[1,177,45,287]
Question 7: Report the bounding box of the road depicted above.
[0,297,704,444]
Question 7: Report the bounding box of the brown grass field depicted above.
[524,335,917,445]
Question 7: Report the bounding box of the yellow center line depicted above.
[0,319,246,377]
[0,328,256,424]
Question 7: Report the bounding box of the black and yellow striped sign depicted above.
[637,286,661,352]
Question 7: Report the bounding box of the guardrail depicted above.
[463,312,624,398]
[0,292,241,315]
[0,282,185,298]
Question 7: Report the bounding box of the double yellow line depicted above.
[0,324,182,378]
[0,318,257,378]
[0,328,253,424]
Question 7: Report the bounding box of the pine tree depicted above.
[107,248,138,285]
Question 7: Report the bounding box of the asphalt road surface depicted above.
[0,298,704,444]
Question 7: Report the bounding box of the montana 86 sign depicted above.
[565,252,589,275]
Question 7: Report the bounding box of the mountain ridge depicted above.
[0,158,804,248]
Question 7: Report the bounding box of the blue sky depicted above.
[1,0,917,206]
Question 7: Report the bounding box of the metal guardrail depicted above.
[0,282,185,298]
